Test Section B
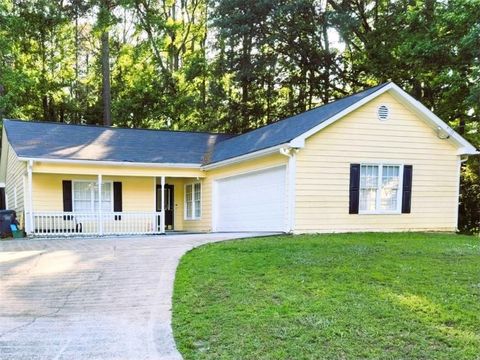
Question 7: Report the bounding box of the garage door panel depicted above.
[215,166,286,232]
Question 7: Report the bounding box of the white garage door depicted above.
[214,166,287,232]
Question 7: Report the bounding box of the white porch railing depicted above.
[26,212,164,236]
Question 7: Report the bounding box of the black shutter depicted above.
[113,182,122,220]
[62,180,73,220]
[0,188,5,210]
[349,164,360,214]
[402,165,413,213]
[62,180,73,212]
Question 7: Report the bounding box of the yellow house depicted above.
[0,82,477,236]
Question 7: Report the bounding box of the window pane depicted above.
[360,189,377,211]
[73,182,91,212]
[185,184,193,218]
[360,165,378,188]
[381,188,398,210]
[360,165,379,211]
[94,182,112,212]
[194,183,201,218]
[381,165,400,211]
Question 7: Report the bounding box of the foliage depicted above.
[0,0,479,231]
[173,233,480,359]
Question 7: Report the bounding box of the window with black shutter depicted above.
[349,164,360,214]
[113,182,122,220]
[402,165,413,213]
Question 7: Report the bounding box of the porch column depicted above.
[98,174,103,235]
[160,176,165,233]
[26,160,33,235]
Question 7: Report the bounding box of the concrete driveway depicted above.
[0,233,266,360]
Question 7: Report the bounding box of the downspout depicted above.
[280,147,299,233]
[456,155,469,232]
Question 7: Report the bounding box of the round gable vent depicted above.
[377,105,390,121]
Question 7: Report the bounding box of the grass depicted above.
[172,233,480,359]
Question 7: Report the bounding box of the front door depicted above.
[156,184,174,230]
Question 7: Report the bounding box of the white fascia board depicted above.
[17,157,202,169]
[456,147,480,156]
[201,143,289,170]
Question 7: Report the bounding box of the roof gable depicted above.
[288,82,478,156]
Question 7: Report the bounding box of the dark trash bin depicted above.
[0,210,22,238]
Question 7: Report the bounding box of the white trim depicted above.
[289,82,478,155]
[23,174,27,230]
[286,152,296,232]
[0,182,5,188]
[98,174,103,235]
[184,181,202,220]
[279,148,297,233]
[18,157,201,169]
[457,147,480,156]
[358,163,404,215]
[201,144,289,170]
[27,160,33,234]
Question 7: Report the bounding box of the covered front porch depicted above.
[24,163,206,236]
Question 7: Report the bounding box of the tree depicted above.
[95,0,116,126]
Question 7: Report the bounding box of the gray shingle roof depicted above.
[209,83,389,163]
[4,120,233,164]
[3,83,388,166]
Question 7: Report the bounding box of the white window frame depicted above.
[359,163,404,215]
[184,181,202,220]
[72,180,114,213]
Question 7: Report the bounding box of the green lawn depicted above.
[172,233,480,359]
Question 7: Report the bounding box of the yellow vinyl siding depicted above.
[5,144,26,223]
[295,92,459,233]
[184,153,288,232]
[32,174,155,212]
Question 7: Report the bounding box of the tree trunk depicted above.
[101,28,111,126]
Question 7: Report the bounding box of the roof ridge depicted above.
[2,118,234,137]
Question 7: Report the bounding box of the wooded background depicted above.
[0,0,478,232]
